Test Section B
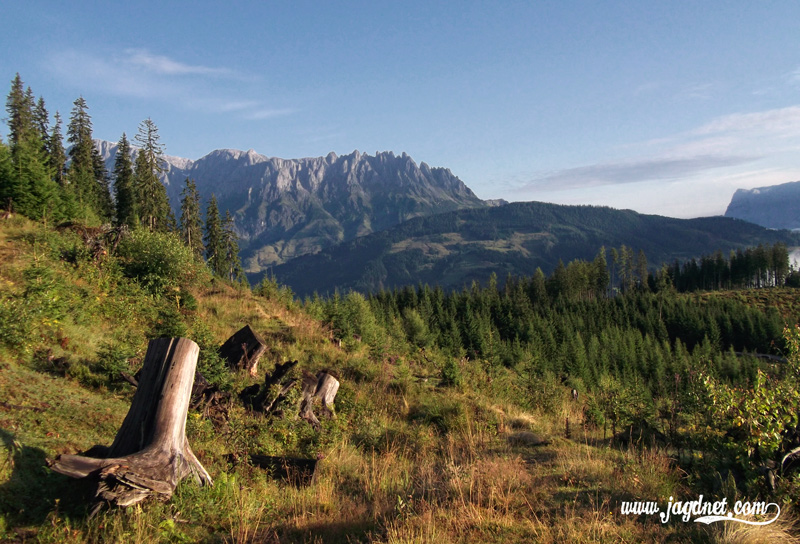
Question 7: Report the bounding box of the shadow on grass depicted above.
[273,517,383,544]
[0,428,94,529]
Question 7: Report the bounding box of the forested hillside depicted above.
[270,201,800,296]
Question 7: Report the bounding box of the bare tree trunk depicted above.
[50,338,212,509]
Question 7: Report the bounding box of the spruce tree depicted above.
[133,118,171,231]
[12,133,60,221]
[222,210,245,282]
[204,194,224,276]
[0,138,17,209]
[33,96,49,153]
[113,133,137,228]
[48,112,66,188]
[92,146,113,221]
[4,76,60,220]
[179,178,204,259]
[67,96,95,205]
[5,74,34,156]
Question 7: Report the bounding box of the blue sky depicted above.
[3,1,800,217]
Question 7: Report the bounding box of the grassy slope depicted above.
[0,217,789,543]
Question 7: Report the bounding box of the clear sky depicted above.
[3,1,800,218]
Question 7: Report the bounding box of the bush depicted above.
[149,303,189,339]
[117,230,199,294]
[0,298,33,352]
[95,341,138,383]
[440,357,463,388]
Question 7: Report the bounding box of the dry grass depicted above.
[711,515,799,544]
[2,217,797,543]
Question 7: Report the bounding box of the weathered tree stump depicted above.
[300,371,340,430]
[219,324,266,377]
[240,363,339,430]
[50,338,212,509]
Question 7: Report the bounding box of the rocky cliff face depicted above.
[96,141,488,272]
[724,181,800,230]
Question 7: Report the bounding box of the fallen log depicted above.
[219,324,267,377]
[50,338,212,510]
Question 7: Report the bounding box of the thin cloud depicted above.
[45,49,170,98]
[245,108,297,120]
[517,154,758,192]
[692,105,800,137]
[676,82,715,101]
[44,48,295,121]
[123,49,231,76]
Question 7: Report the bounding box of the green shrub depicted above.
[190,319,230,387]
[149,303,189,339]
[408,396,466,434]
[440,357,463,388]
[0,298,33,352]
[117,230,198,294]
[94,341,138,383]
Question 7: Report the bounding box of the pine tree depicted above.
[0,138,17,209]
[5,75,60,220]
[67,96,95,205]
[133,118,171,231]
[113,133,137,228]
[222,210,245,283]
[48,111,66,188]
[204,194,224,276]
[92,145,113,221]
[33,96,49,153]
[5,74,34,155]
[12,133,60,221]
[592,246,610,299]
[179,178,204,259]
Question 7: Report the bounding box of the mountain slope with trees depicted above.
[270,201,800,297]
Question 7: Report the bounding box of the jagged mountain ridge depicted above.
[95,141,492,272]
[724,180,800,230]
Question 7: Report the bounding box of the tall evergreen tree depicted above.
[4,75,60,220]
[222,210,245,283]
[66,96,96,208]
[179,178,204,259]
[0,138,17,208]
[91,144,113,221]
[48,111,66,188]
[33,96,49,151]
[5,74,34,155]
[204,194,224,276]
[113,133,137,228]
[133,118,171,231]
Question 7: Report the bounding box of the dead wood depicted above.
[49,338,212,509]
[240,360,298,412]
[190,371,230,424]
[240,363,339,430]
[219,325,267,376]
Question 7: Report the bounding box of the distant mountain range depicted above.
[724,180,800,230]
[269,201,800,297]
[96,141,800,296]
[95,141,495,272]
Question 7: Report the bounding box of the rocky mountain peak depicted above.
[94,140,490,273]
[724,180,800,230]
